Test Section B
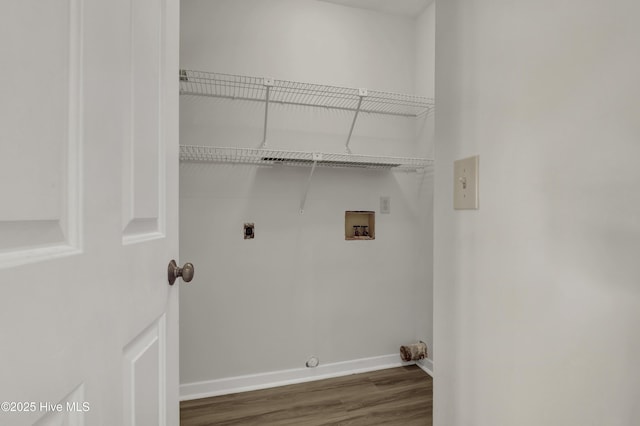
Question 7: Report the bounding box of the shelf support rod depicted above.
[299,153,322,214]
[261,78,274,148]
[345,88,367,154]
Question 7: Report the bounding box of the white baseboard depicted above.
[415,357,434,377]
[180,354,416,401]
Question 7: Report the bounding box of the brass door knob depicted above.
[168,260,195,285]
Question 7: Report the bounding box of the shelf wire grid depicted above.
[180,70,434,117]
[180,145,433,171]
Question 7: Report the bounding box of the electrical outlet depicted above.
[380,196,391,214]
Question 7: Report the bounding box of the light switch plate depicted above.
[454,156,479,209]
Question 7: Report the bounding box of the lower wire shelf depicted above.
[179,145,433,172]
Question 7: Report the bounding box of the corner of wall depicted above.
[415,357,434,377]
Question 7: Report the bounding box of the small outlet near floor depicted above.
[244,223,254,239]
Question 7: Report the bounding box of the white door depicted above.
[0,0,181,425]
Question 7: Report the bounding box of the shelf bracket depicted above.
[299,153,322,214]
[345,88,367,154]
[260,78,274,148]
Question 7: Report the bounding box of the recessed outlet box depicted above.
[454,156,479,210]
[345,211,375,240]
[244,223,255,239]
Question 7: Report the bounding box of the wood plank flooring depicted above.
[180,365,433,426]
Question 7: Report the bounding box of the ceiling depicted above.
[317,0,433,17]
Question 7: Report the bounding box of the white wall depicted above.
[179,0,435,386]
[415,2,435,100]
[413,1,436,367]
[435,0,640,425]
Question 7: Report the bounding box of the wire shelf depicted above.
[180,145,433,171]
[179,70,434,117]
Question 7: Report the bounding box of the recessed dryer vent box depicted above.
[345,211,375,240]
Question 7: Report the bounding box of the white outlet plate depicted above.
[454,156,479,210]
[380,196,390,214]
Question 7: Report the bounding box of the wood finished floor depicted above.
[180,365,433,426]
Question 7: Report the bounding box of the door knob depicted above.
[168,260,195,285]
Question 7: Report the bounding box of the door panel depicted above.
[0,0,180,425]
[33,384,86,426]
[0,0,82,267]
[123,0,165,243]
[123,316,166,426]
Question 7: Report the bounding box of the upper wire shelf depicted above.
[180,145,433,172]
[179,70,434,118]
